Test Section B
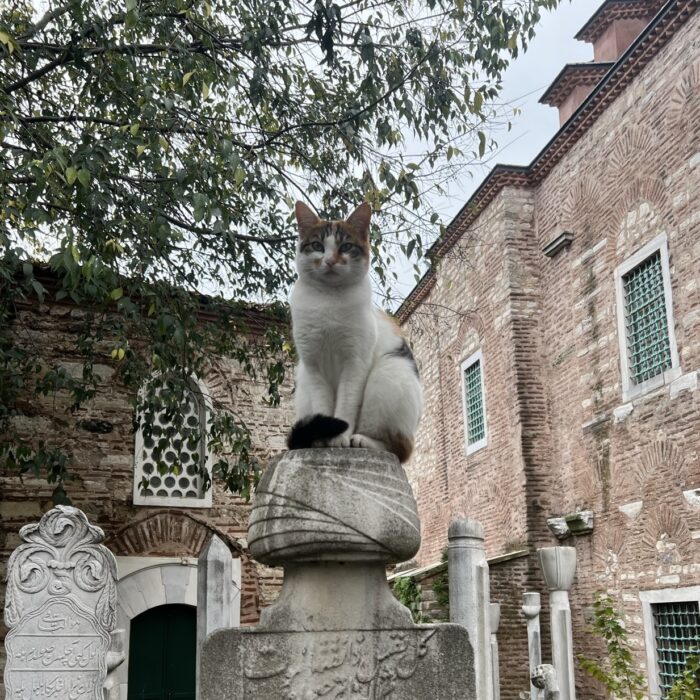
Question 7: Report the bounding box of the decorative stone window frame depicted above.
[460,349,488,455]
[614,233,681,403]
[133,374,214,508]
[639,585,700,698]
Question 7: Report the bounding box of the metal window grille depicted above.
[622,250,672,384]
[464,360,485,445]
[652,600,700,696]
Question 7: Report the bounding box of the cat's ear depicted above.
[346,203,371,236]
[295,201,320,233]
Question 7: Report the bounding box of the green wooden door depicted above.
[128,604,196,700]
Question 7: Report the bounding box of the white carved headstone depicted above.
[3,505,118,700]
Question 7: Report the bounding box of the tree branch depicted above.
[159,212,295,244]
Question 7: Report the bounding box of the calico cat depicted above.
[287,201,423,462]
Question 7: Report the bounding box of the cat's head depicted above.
[294,201,371,287]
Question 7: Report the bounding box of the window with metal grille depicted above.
[463,358,485,447]
[622,250,672,385]
[652,600,700,696]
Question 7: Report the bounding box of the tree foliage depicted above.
[1,0,558,497]
[667,653,700,700]
[579,594,648,700]
[392,575,424,623]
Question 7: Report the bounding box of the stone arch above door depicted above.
[106,509,243,557]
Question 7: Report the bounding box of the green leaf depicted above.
[110,288,124,300]
[183,70,195,86]
[77,169,90,188]
[202,82,210,99]
[478,131,486,158]
[65,167,78,185]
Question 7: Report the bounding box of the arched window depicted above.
[133,375,213,508]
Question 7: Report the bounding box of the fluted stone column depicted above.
[200,449,476,699]
[448,518,492,700]
[522,592,544,700]
[538,547,577,700]
[489,602,501,700]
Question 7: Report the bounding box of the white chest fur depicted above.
[291,279,377,380]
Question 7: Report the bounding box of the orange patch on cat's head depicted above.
[295,201,324,240]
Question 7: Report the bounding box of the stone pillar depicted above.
[448,518,492,700]
[200,449,476,699]
[538,547,577,700]
[522,592,543,700]
[103,629,126,700]
[196,534,234,700]
[489,602,501,700]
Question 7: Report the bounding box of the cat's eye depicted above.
[306,241,324,252]
[338,243,356,254]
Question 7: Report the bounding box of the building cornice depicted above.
[396,0,697,324]
[575,0,662,43]
[538,62,614,107]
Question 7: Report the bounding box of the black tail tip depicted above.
[287,414,349,450]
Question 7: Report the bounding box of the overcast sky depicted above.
[442,0,601,212]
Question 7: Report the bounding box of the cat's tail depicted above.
[287,414,349,450]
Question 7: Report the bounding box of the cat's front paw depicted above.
[326,430,352,448]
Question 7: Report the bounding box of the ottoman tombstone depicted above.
[4,506,118,700]
[201,449,475,699]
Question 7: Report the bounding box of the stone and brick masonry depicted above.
[398,2,700,698]
[0,293,296,688]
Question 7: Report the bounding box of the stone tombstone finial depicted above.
[537,547,576,700]
[531,664,560,700]
[201,449,476,699]
[4,505,118,700]
[448,516,493,700]
[522,592,544,700]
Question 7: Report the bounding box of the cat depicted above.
[286,200,423,463]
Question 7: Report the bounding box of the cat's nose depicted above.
[324,258,337,267]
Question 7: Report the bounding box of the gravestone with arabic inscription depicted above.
[201,449,475,699]
[4,506,118,700]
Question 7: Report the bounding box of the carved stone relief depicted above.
[4,506,118,700]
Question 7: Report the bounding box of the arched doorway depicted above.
[127,604,196,699]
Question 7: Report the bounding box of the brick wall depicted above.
[404,9,700,698]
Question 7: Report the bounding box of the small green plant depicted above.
[393,576,424,623]
[432,548,450,616]
[667,653,700,700]
[579,594,647,700]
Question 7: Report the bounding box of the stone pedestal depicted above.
[197,535,234,700]
[538,547,577,700]
[522,592,544,700]
[447,518,492,700]
[201,449,475,699]
[489,602,501,700]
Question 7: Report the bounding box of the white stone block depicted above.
[613,403,634,422]
[670,371,698,399]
